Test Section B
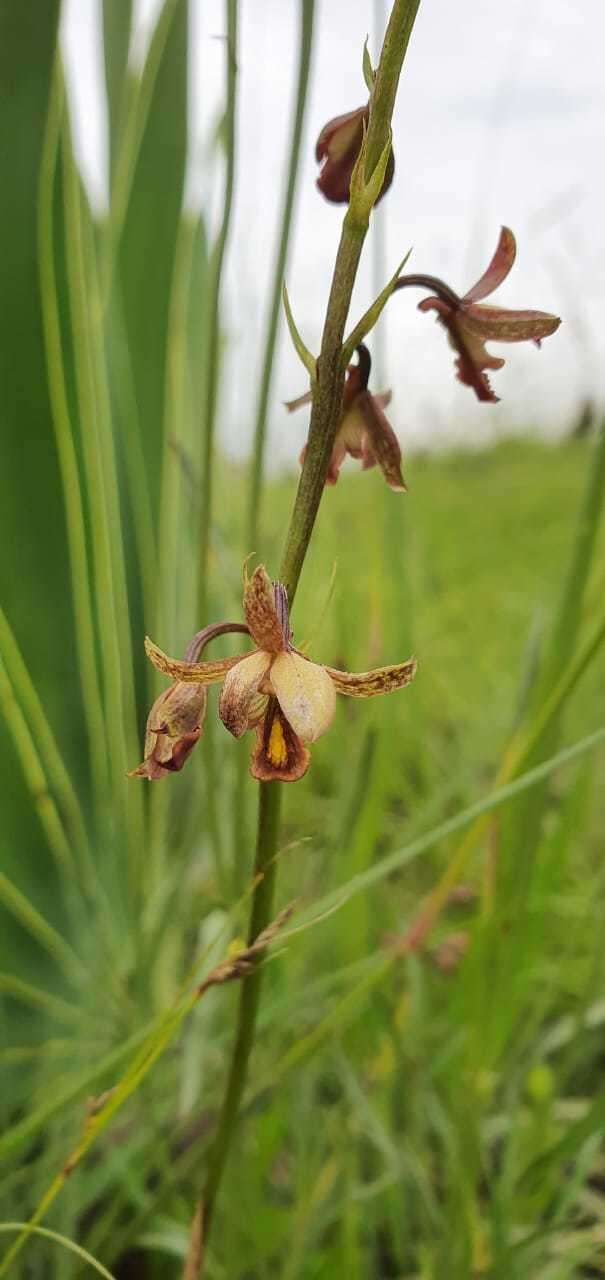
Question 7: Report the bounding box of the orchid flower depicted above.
[133,566,416,784]
[287,344,405,491]
[395,227,561,402]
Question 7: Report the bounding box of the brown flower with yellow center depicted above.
[136,566,417,784]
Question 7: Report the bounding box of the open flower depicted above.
[396,227,561,402]
[139,566,417,783]
[316,104,394,205]
[286,344,405,491]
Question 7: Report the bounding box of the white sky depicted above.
[62,0,605,462]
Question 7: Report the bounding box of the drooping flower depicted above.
[395,227,561,402]
[137,565,417,784]
[286,344,405,491]
[128,622,248,781]
[316,104,394,205]
[128,682,207,780]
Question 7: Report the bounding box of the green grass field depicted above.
[3,437,605,1278]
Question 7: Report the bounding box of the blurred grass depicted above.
[1,1,605,1277]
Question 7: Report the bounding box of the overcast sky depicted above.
[62,0,605,462]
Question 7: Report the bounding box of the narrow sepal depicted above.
[324,656,417,697]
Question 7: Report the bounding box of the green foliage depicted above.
[1,1,605,1277]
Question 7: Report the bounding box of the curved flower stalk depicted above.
[287,343,405,490]
[393,227,561,402]
[315,104,395,205]
[128,622,249,780]
[134,565,417,784]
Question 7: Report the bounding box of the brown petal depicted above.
[270,651,336,743]
[418,299,501,403]
[249,701,310,783]
[145,636,244,684]
[463,226,516,303]
[243,565,287,653]
[324,656,417,697]
[462,304,561,344]
[315,104,394,205]
[219,650,272,738]
[355,390,406,492]
[128,683,206,780]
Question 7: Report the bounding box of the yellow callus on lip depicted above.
[267,716,288,768]
[269,651,336,743]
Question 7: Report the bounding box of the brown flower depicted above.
[395,227,561,402]
[140,566,417,784]
[316,104,394,205]
[128,682,206,781]
[129,622,248,781]
[286,344,405,491]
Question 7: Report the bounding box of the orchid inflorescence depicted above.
[130,82,562,790]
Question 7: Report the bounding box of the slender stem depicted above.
[198,0,238,620]
[246,0,315,552]
[202,783,282,1236]
[197,1,422,1262]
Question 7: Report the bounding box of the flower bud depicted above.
[316,104,394,205]
[128,683,207,781]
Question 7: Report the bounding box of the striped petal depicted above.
[145,636,244,684]
[270,651,336,743]
[243,565,287,653]
[324,656,417,697]
[219,650,272,739]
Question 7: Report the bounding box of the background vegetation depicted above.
[1,3,605,1276]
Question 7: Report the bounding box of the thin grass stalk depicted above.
[148,220,199,906]
[37,63,108,810]
[0,609,95,895]
[197,0,238,618]
[82,202,147,880]
[198,1,421,1258]
[0,660,76,884]
[232,0,315,892]
[105,288,157,634]
[101,0,182,306]
[246,0,315,550]
[61,123,128,813]
[62,116,146,869]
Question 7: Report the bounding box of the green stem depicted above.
[198,1,421,1262]
[198,0,238,620]
[246,0,315,552]
[202,782,282,1235]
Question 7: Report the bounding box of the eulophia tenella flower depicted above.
[287,343,405,491]
[315,104,394,205]
[134,566,417,784]
[396,227,561,402]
